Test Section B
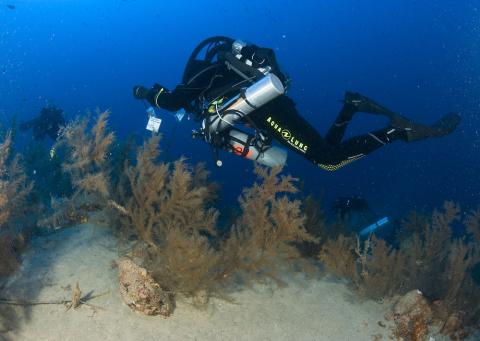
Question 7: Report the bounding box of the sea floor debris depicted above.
[0,281,108,314]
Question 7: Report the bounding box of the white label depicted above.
[146,116,162,133]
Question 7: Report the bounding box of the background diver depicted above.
[133,36,460,170]
[20,105,66,141]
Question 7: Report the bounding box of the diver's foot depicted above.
[343,91,397,118]
[390,112,461,142]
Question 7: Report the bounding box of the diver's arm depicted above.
[133,57,225,111]
[133,84,193,112]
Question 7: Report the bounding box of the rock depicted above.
[392,290,433,341]
[118,258,174,316]
[441,313,467,339]
[393,289,432,321]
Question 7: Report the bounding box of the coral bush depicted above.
[218,166,317,287]
[318,234,357,280]
[0,132,35,334]
[0,134,33,227]
[56,113,317,315]
[120,140,316,301]
[57,110,113,199]
[0,133,33,266]
[317,201,480,333]
[124,136,218,247]
[41,111,115,228]
[0,135,12,225]
[297,195,327,257]
[117,135,221,299]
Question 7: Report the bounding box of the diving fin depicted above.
[343,91,398,119]
[396,112,461,142]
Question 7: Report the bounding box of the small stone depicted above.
[192,289,209,307]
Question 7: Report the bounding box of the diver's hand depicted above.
[133,85,149,99]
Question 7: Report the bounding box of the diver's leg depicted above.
[343,91,399,119]
[249,95,459,171]
[248,96,397,170]
[325,97,358,145]
[325,91,403,145]
[314,112,460,171]
[313,127,408,171]
[343,91,461,142]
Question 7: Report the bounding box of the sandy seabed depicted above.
[0,224,462,341]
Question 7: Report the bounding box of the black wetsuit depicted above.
[139,36,407,170]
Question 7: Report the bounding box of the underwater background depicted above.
[0,0,479,222]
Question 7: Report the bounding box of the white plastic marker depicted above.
[145,107,162,133]
[146,116,162,133]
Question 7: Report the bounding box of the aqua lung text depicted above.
[266,116,308,153]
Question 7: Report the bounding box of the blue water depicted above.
[1,0,479,218]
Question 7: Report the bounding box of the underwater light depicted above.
[359,216,389,237]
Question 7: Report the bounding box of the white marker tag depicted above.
[146,116,162,133]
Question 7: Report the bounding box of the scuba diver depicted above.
[133,36,460,170]
[331,196,393,240]
[20,105,65,140]
[332,196,372,221]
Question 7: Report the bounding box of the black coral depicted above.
[57,111,114,198]
[45,111,115,228]
[124,136,218,248]
[221,166,317,284]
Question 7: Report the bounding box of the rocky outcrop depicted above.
[118,258,174,316]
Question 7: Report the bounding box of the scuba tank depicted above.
[224,128,287,167]
[202,73,285,134]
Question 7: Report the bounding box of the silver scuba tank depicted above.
[203,73,285,134]
[226,129,287,167]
